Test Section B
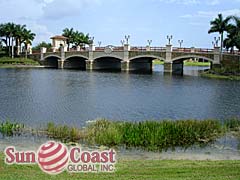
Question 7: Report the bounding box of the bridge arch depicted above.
[65,55,88,61]
[44,55,61,68]
[129,55,166,62]
[44,55,61,60]
[127,55,165,72]
[64,55,88,70]
[171,55,214,63]
[93,56,123,71]
[93,55,123,61]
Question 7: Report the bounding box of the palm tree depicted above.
[0,22,35,57]
[14,24,27,55]
[208,14,231,55]
[70,30,91,50]
[224,35,235,52]
[229,16,240,50]
[1,23,14,56]
[8,23,17,58]
[223,16,240,52]
[62,28,74,50]
[0,23,10,50]
[33,41,52,51]
[22,29,36,58]
[82,33,91,45]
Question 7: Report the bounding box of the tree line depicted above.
[0,22,35,57]
[62,28,91,50]
[208,14,240,52]
[33,28,91,51]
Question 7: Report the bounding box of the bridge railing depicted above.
[130,47,147,51]
[130,46,166,51]
[95,47,105,51]
[150,47,166,51]
[95,46,124,51]
[113,46,124,51]
[172,47,214,53]
[172,47,191,52]
[195,48,214,53]
[223,50,240,55]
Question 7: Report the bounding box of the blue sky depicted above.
[0,0,240,47]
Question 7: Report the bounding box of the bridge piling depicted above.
[213,47,221,68]
[58,46,65,69]
[164,44,173,74]
[40,47,46,61]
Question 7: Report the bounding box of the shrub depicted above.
[0,121,24,136]
[46,122,82,143]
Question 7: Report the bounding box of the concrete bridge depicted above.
[29,44,240,74]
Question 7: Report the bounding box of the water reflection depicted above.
[0,65,239,128]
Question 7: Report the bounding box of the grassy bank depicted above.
[0,57,40,67]
[1,119,240,179]
[1,118,240,151]
[153,60,164,65]
[184,61,210,66]
[201,67,240,80]
[45,119,224,151]
[201,72,240,80]
[0,152,239,180]
[153,60,210,66]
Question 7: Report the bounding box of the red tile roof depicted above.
[50,35,68,40]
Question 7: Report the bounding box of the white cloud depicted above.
[0,0,44,21]
[206,0,220,6]
[42,0,101,20]
[154,0,200,5]
[0,0,101,44]
[28,23,54,44]
[181,9,240,19]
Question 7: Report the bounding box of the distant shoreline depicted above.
[0,56,41,68]
[153,60,211,66]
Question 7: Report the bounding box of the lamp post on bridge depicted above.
[167,35,173,45]
[125,35,130,45]
[178,40,183,48]
[98,41,102,47]
[89,37,95,51]
[147,40,152,47]
[89,36,95,44]
[121,40,125,46]
[212,36,220,48]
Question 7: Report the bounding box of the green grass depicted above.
[201,66,240,81]
[0,57,40,67]
[46,122,84,143]
[201,71,240,80]
[42,118,240,151]
[153,60,210,66]
[0,121,24,136]
[153,60,164,65]
[86,119,223,151]
[184,61,210,66]
[0,152,239,180]
[43,119,225,151]
[2,118,240,152]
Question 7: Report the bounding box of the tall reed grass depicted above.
[0,121,24,136]
[86,119,223,151]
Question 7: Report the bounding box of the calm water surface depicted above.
[0,65,239,127]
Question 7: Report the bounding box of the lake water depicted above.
[0,65,239,127]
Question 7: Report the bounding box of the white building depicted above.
[50,35,68,52]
